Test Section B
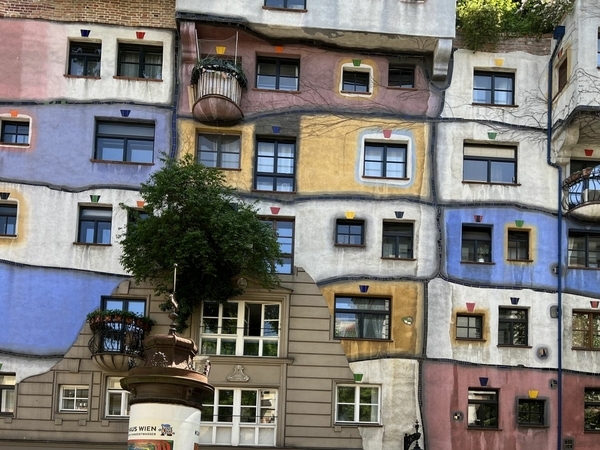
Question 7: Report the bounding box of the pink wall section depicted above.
[0,19,51,100]
[422,361,558,450]
[181,25,442,119]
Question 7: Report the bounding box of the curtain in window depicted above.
[120,50,139,78]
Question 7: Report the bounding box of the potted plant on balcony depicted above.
[191,57,248,88]
[86,309,155,333]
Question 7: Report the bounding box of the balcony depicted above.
[87,311,154,372]
[563,165,600,220]
[191,58,247,124]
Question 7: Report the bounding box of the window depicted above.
[59,385,89,412]
[127,208,149,231]
[364,142,407,179]
[568,231,600,268]
[382,222,413,259]
[473,71,514,105]
[200,301,280,357]
[1,121,29,145]
[95,121,155,163]
[558,58,568,93]
[508,230,529,261]
[0,204,17,236]
[256,58,299,91]
[598,31,600,67]
[98,298,146,354]
[68,42,101,77]
[334,296,390,340]
[0,374,15,415]
[200,388,277,446]
[102,297,146,316]
[572,311,600,349]
[468,389,498,428]
[518,399,545,427]
[463,144,517,184]
[78,207,112,244]
[585,388,600,430]
[336,219,364,246]
[388,66,414,88]
[498,308,527,346]
[264,0,305,9]
[342,70,370,93]
[255,139,295,192]
[198,134,240,169]
[335,385,380,423]
[106,377,129,417]
[456,314,482,340]
[462,225,492,263]
[117,44,163,79]
[262,219,294,274]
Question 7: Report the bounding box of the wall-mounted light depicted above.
[270,206,280,215]
[528,390,539,399]
[216,46,226,54]
[136,200,145,208]
[515,220,524,227]
[0,192,10,200]
[466,302,475,312]
[345,211,355,219]
[383,129,392,139]
[359,285,369,293]
[452,411,463,421]
[479,377,489,387]
[395,211,404,219]
[510,297,519,305]
[585,148,594,157]
[402,316,414,325]
[591,301,599,309]
[80,29,91,37]
[353,373,363,382]
[90,195,101,203]
[487,132,497,140]
[474,215,483,222]
[352,59,361,67]
[275,45,284,53]
[120,109,131,117]
[136,31,145,39]
[272,126,281,134]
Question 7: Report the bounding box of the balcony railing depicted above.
[191,59,246,124]
[563,165,600,220]
[88,320,149,371]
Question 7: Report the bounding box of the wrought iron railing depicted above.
[562,165,600,212]
[88,321,146,357]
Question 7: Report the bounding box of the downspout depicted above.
[547,25,565,450]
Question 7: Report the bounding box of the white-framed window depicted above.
[59,385,89,412]
[0,114,32,147]
[0,374,16,415]
[359,132,413,186]
[105,377,129,417]
[200,301,280,357]
[200,388,277,446]
[339,63,373,97]
[335,385,380,424]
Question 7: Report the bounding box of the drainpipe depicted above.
[547,25,565,450]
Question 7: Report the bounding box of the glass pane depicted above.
[70,57,85,76]
[107,392,122,415]
[220,340,236,355]
[473,89,491,104]
[258,428,275,445]
[201,338,217,354]
[98,221,111,244]
[239,427,256,445]
[359,404,377,422]
[262,341,278,356]
[97,137,125,161]
[215,427,232,444]
[203,318,218,334]
[474,75,492,89]
[258,156,275,173]
[336,313,358,337]
[464,159,488,182]
[243,340,259,356]
[79,221,95,243]
[128,140,154,163]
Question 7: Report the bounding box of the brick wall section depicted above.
[454,32,552,56]
[0,0,175,29]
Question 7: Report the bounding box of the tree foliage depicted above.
[119,154,282,330]
[457,0,575,50]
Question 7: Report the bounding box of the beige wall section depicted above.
[177,117,430,197]
[320,281,423,361]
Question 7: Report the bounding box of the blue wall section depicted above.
[0,104,169,189]
[0,261,127,356]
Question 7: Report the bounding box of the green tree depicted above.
[120,154,282,330]
[457,0,518,50]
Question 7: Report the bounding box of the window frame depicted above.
[77,206,112,245]
[264,0,306,9]
[388,65,415,89]
[468,389,499,429]
[0,203,17,237]
[335,219,365,247]
[256,57,300,91]
[200,300,281,357]
[382,221,414,259]
[105,377,129,417]
[463,144,517,185]
[94,120,155,164]
[498,307,528,346]
[59,385,90,412]
[473,71,515,106]
[557,58,568,93]
[461,225,492,263]
[334,296,390,340]
[572,310,600,350]
[335,384,381,424]
[363,142,408,179]
[0,374,15,416]
[68,41,101,77]
[254,138,296,193]
[507,229,530,261]
[342,70,370,93]
[568,231,600,268]
[117,43,163,80]
[262,218,294,274]
[456,314,483,341]
[517,398,546,427]
[1,119,30,146]
[585,388,600,431]
[197,133,241,169]
[200,388,278,446]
